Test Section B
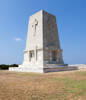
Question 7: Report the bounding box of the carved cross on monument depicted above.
[32,19,38,36]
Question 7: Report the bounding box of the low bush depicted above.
[0,64,18,70]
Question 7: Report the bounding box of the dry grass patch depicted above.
[0,70,86,100]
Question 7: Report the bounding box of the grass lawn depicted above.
[0,70,86,100]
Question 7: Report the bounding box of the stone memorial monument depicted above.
[9,10,77,73]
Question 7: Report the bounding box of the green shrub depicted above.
[0,64,18,70]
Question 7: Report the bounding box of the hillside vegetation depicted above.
[0,64,18,70]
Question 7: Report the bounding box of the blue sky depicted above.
[0,0,86,65]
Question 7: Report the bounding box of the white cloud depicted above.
[14,38,22,42]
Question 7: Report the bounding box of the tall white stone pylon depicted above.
[9,10,66,73]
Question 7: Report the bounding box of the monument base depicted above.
[9,65,78,73]
[44,66,78,73]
